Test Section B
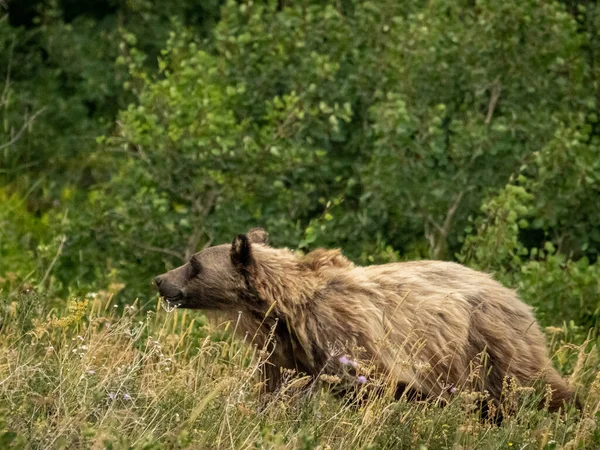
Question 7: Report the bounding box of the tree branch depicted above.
[184,191,218,260]
[39,235,67,287]
[485,78,502,125]
[130,241,184,261]
[0,108,47,151]
[441,189,466,237]
[426,189,470,259]
[0,36,14,109]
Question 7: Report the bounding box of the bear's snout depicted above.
[154,274,183,300]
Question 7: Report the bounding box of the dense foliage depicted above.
[2,0,600,327]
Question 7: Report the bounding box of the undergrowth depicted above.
[0,293,599,450]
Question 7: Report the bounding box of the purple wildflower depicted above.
[338,356,350,365]
[449,386,457,394]
[108,392,116,400]
[357,375,367,384]
[123,394,132,401]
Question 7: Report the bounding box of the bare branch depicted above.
[201,238,213,250]
[426,189,470,259]
[0,108,47,151]
[184,228,205,261]
[441,189,467,238]
[424,221,437,254]
[184,191,218,260]
[426,215,445,235]
[39,235,67,287]
[485,78,502,125]
[2,39,46,151]
[0,37,14,108]
[130,241,184,261]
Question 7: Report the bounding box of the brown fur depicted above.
[154,228,580,413]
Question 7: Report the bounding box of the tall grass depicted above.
[0,292,599,449]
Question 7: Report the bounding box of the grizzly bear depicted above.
[154,228,580,415]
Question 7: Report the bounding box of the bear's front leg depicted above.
[257,360,284,404]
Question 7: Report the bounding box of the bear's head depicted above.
[154,228,269,311]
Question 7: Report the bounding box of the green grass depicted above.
[0,293,598,450]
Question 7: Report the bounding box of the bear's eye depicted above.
[189,256,202,276]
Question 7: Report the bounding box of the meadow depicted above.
[0,290,598,450]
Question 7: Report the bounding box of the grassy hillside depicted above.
[0,293,597,450]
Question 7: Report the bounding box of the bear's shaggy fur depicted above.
[154,228,580,413]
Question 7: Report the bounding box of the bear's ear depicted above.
[231,234,252,267]
[247,227,268,245]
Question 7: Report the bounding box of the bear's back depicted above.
[361,260,526,312]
